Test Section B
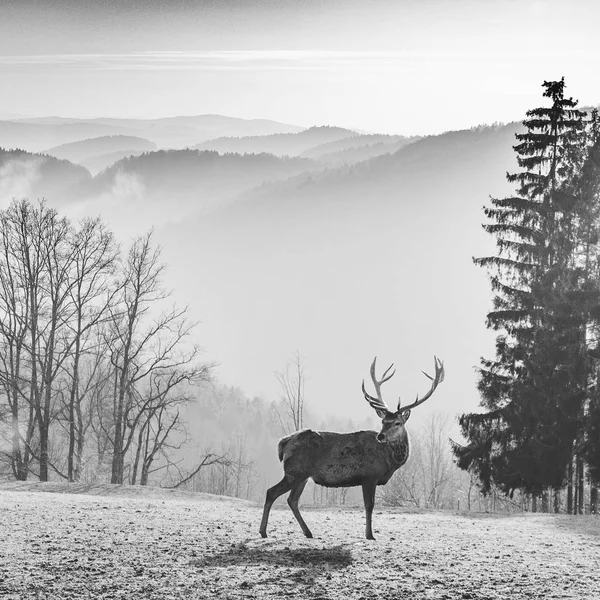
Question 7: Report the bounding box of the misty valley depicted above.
[0,114,517,507]
[2,80,600,600]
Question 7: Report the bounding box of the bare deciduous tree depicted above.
[382,412,456,509]
[106,232,212,484]
[0,203,217,488]
[273,351,306,435]
[0,202,36,479]
[62,217,119,481]
[0,200,75,481]
[421,413,454,508]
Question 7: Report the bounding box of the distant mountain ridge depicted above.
[300,133,417,158]
[299,133,422,166]
[0,115,304,152]
[194,126,358,157]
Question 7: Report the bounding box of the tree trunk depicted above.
[67,333,82,482]
[131,418,149,486]
[37,370,52,482]
[8,352,28,480]
[531,494,538,513]
[140,459,151,486]
[39,424,49,482]
[591,485,598,515]
[111,452,124,485]
[40,302,59,483]
[11,412,27,480]
[73,397,85,482]
[577,456,585,514]
[23,403,36,477]
[567,457,574,514]
[553,487,560,514]
[111,365,126,485]
[541,489,549,513]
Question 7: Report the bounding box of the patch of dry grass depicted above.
[1,482,599,599]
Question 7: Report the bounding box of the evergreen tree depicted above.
[578,111,600,496]
[453,79,592,500]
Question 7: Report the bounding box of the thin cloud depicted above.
[0,50,460,73]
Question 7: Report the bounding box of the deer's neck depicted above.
[388,433,409,467]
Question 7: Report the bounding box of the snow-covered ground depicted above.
[1,482,598,599]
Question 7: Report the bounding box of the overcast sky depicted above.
[1,0,598,134]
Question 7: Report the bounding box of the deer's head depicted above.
[362,356,445,444]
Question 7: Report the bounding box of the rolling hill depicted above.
[296,133,421,166]
[300,133,419,158]
[78,150,150,175]
[72,149,321,229]
[193,126,358,157]
[0,148,91,205]
[44,135,156,164]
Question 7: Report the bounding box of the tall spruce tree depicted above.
[579,111,600,506]
[453,79,591,501]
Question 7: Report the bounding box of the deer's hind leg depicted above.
[287,478,312,538]
[259,476,292,538]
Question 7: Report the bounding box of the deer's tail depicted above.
[277,434,295,462]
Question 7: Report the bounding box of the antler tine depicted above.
[362,380,389,412]
[369,356,396,401]
[362,356,395,414]
[400,356,445,411]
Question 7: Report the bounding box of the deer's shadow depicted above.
[193,542,353,570]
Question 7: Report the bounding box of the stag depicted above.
[259,356,445,540]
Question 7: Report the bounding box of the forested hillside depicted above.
[80,149,322,229]
[0,148,91,205]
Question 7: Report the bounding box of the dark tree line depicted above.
[0,199,212,485]
[453,79,600,513]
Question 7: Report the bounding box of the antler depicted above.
[399,356,445,411]
[362,356,395,414]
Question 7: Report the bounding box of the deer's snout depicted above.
[376,433,386,443]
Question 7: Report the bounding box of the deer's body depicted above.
[259,356,444,540]
[278,429,409,488]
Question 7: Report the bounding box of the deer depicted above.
[259,356,444,540]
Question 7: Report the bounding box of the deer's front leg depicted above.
[362,481,377,540]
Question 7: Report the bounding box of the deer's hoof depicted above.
[304,531,313,539]
[366,534,376,541]
[259,531,267,539]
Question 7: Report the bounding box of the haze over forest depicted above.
[0,114,523,430]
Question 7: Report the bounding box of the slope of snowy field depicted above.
[0,482,598,599]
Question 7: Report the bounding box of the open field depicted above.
[1,482,599,599]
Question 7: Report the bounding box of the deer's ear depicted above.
[401,409,411,422]
[374,407,388,419]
